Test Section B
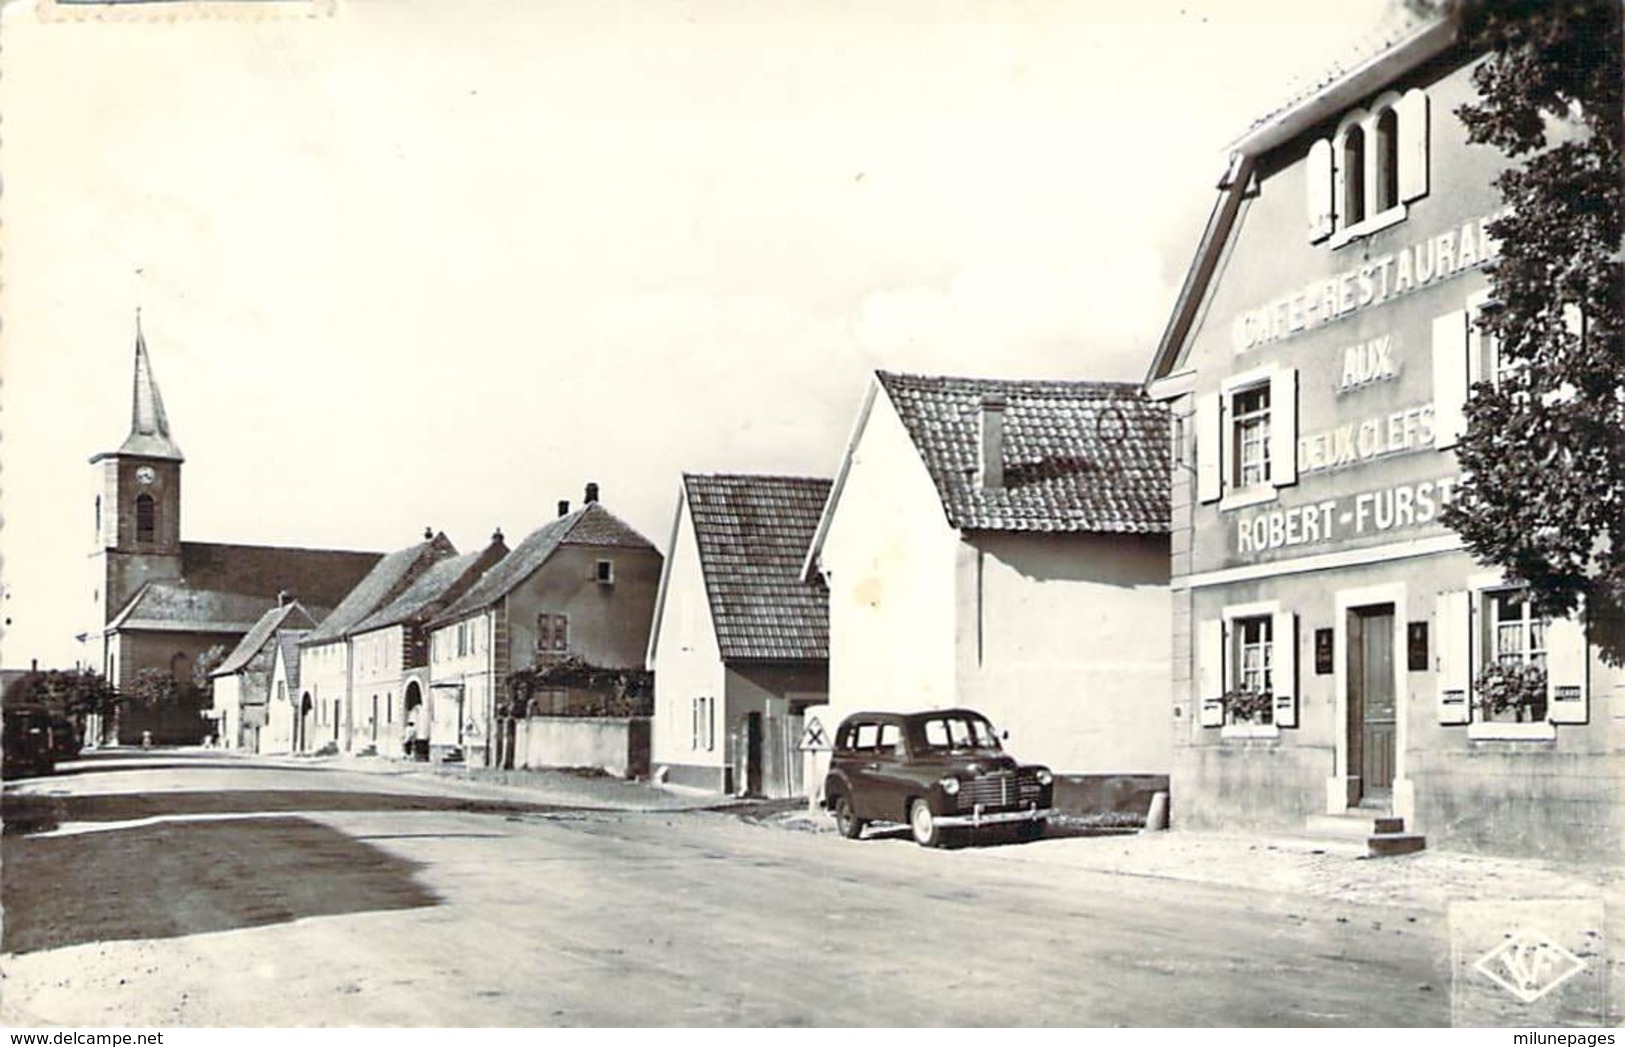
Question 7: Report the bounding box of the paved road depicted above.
[0,752,1495,1026]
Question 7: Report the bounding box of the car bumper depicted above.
[934,804,1053,828]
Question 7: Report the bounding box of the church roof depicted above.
[211,601,319,677]
[432,503,655,626]
[106,582,315,635]
[117,319,184,461]
[179,542,382,609]
[301,532,459,645]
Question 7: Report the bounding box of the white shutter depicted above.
[1433,310,1470,448]
[1307,138,1335,241]
[1397,88,1430,202]
[1272,610,1298,728]
[1436,590,1472,725]
[1196,393,1222,503]
[1270,368,1298,488]
[1546,612,1589,724]
[1198,618,1225,727]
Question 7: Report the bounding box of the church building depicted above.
[83,324,383,743]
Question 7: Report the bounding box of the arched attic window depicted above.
[136,493,156,543]
[1341,123,1367,227]
[1374,106,1400,213]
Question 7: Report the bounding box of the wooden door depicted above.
[1351,607,1396,801]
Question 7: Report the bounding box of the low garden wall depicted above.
[1053,773,1170,820]
[514,715,651,779]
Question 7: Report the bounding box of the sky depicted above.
[0,0,1404,668]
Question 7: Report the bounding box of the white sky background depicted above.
[1,0,1403,668]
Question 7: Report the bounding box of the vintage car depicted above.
[823,708,1055,847]
[2,705,58,780]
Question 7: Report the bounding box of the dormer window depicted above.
[1308,89,1429,246]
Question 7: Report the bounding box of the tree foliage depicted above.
[2,669,117,720]
[193,644,230,692]
[1439,0,1625,660]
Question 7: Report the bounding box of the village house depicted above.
[1143,16,1623,858]
[802,371,1172,777]
[263,630,312,754]
[647,473,831,798]
[346,530,509,759]
[426,485,662,769]
[207,599,319,751]
[84,325,381,743]
[297,531,459,753]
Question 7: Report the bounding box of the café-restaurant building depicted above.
[1145,17,1621,859]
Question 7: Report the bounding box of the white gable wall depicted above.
[955,531,1172,774]
[650,491,728,778]
[819,390,959,721]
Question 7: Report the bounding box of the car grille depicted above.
[954,771,1044,812]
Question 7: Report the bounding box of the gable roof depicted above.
[1148,15,1456,387]
[352,537,509,635]
[301,532,459,645]
[433,503,655,626]
[680,474,831,663]
[872,371,1170,535]
[211,601,319,677]
[106,582,305,635]
[274,632,309,693]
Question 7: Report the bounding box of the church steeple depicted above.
[118,312,184,462]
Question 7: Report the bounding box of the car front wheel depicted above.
[909,799,944,848]
[833,794,865,839]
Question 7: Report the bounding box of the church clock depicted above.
[135,465,157,485]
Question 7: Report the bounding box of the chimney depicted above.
[557,500,571,518]
[979,393,1007,490]
[277,589,289,608]
[584,482,600,505]
[492,527,505,544]
[423,527,434,540]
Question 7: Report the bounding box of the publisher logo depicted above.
[1475,929,1588,1003]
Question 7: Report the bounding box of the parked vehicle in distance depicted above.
[823,708,1054,847]
[2,705,58,779]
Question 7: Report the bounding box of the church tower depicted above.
[85,318,185,675]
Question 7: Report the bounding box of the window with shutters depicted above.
[536,613,569,654]
[1438,581,1587,739]
[1199,604,1299,736]
[1309,89,1429,246]
[1199,367,1298,509]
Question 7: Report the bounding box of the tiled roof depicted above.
[352,538,509,634]
[877,371,1170,535]
[683,474,831,663]
[212,602,319,677]
[276,632,309,693]
[302,533,459,645]
[433,504,655,625]
[1231,9,1440,148]
[107,582,284,634]
[180,542,382,608]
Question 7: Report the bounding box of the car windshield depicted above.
[915,715,1001,752]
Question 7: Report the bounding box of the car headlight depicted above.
[1035,768,1053,786]
[939,776,960,796]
